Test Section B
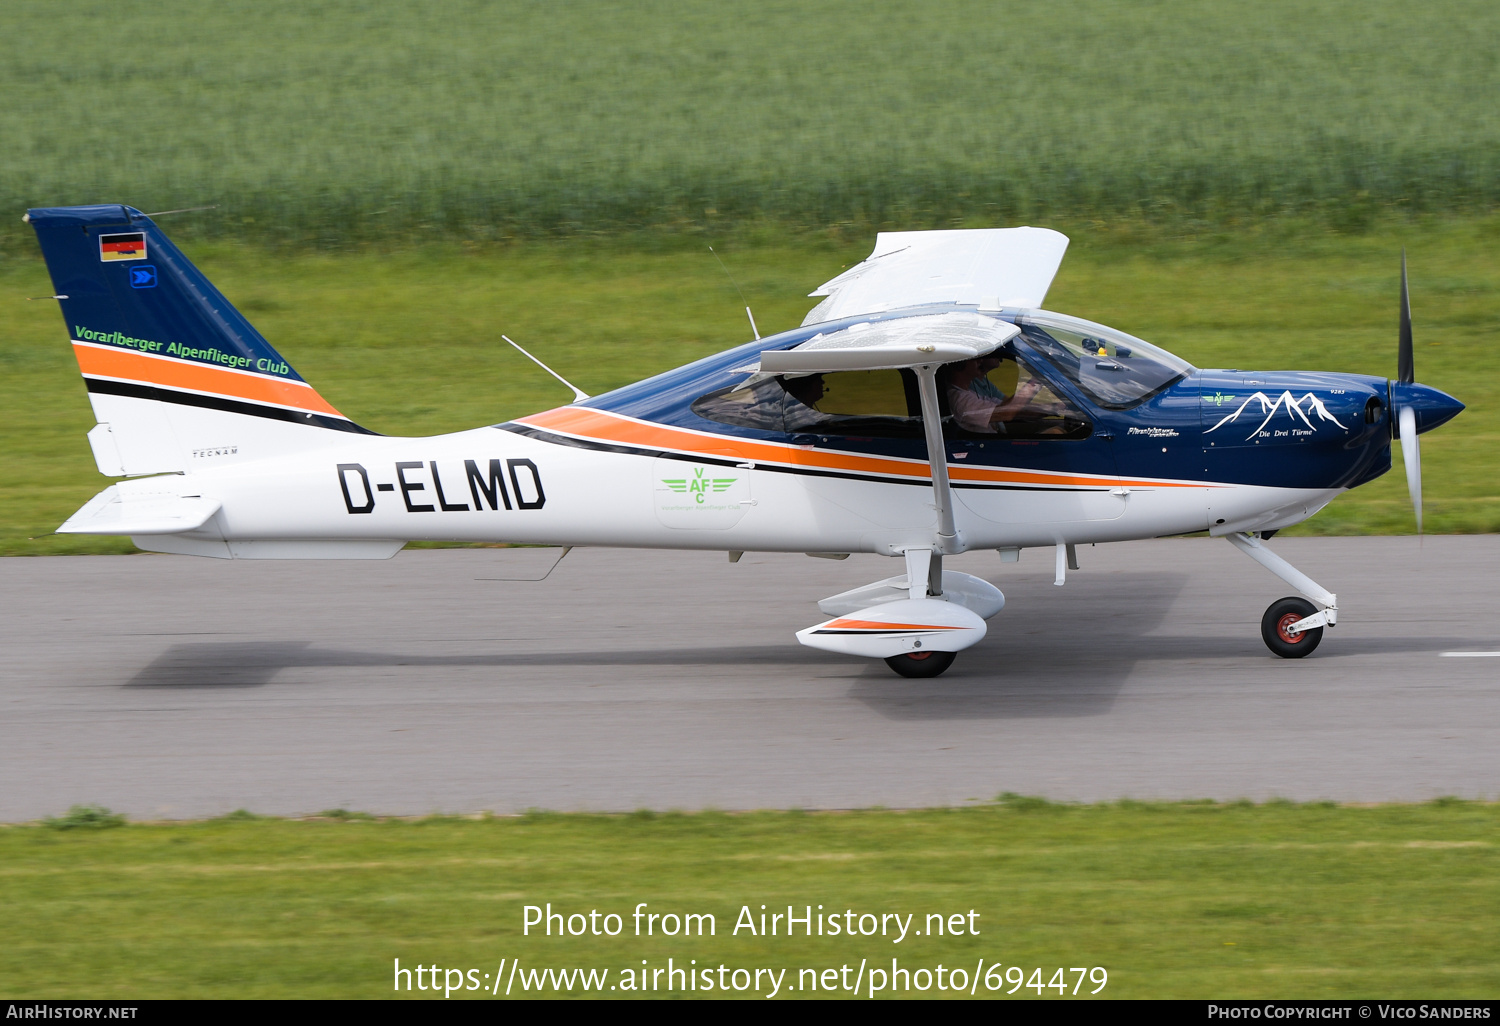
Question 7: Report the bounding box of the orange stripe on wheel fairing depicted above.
[519,406,1202,490]
[820,618,963,632]
[73,343,346,419]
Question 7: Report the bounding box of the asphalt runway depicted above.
[3,536,1498,819]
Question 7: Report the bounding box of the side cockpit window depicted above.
[692,359,1088,440]
[939,348,1091,439]
[691,369,924,437]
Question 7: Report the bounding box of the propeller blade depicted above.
[1398,249,1414,384]
[1398,404,1422,537]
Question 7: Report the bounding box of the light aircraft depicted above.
[26,205,1464,677]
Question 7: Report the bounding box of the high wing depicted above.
[801,226,1069,326]
[759,311,1020,375]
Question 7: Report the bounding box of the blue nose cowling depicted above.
[1390,381,1464,435]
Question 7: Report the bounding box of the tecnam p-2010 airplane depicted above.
[27,204,1463,678]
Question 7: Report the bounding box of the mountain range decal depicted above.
[1205,391,1348,441]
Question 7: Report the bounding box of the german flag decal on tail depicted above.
[99,232,147,262]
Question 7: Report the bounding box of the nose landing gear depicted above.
[1226,533,1337,659]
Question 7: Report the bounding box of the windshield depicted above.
[1017,313,1193,409]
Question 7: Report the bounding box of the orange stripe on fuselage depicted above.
[73,343,345,419]
[517,406,1201,490]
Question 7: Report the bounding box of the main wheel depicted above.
[884,650,957,678]
[1260,597,1323,658]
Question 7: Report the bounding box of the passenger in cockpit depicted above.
[778,373,826,431]
[689,372,826,433]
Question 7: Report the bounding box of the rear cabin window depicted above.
[691,369,923,437]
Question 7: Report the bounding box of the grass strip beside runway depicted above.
[1,799,1497,999]
[3,216,1496,555]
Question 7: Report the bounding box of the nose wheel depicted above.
[884,650,957,678]
[1261,597,1323,658]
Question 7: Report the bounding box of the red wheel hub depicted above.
[1276,612,1307,644]
[906,651,934,661]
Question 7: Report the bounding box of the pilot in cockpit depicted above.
[944,355,1043,434]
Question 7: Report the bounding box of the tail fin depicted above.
[26,204,372,477]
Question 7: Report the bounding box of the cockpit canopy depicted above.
[688,308,1192,441]
[1017,312,1193,409]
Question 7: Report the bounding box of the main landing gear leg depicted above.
[1225,532,1337,658]
[799,364,983,681]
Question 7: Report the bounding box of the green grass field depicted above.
[3,0,1498,247]
[2,217,1495,555]
[3,800,1496,999]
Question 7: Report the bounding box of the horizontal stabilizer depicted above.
[132,537,405,560]
[58,485,220,536]
[803,227,1069,325]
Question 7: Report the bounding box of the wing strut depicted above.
[913,364,960,560]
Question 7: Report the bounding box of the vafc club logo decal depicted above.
[99,232,148,262]
[653,455,752,529]
[129,265,158,289]
[660,466,738,504]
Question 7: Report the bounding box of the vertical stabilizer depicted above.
[26,204,372,476]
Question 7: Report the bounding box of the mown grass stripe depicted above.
[3,0,1499,247]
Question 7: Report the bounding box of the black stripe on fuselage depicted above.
[497,422,1105,492]
[84,377,379,435]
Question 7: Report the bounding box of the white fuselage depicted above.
[132,410,1338,560]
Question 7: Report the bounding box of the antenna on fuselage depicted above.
[142,204,219,218]
[501,335,590,402]
[708,245,760,340]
